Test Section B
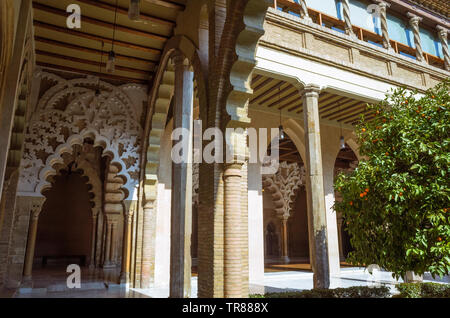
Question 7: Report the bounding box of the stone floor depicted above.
[1,262,449,298]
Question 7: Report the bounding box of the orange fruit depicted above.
[399,192,403,197]
[349,201,353,206]
[360,193,364,198]
[438,237,442,242]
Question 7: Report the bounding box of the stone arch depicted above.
[19,72,143,199]
[346,133,363,161]
[36,129,127,196]
[142,35,208,203]
[282,119,307,164]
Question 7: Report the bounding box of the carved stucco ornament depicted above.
[263,162,306,220]
[18,72,146,198]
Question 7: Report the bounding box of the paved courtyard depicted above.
[3,265,448,298]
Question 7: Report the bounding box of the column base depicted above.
[281,256,290,264]
[404,271,423,283]
[20,276,33,288]
[119,272,129,286]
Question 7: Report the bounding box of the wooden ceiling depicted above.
[250,74,375,126]
[269,134,358,168]
[33,0,186,84]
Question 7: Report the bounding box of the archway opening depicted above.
[262,133,310,272]
[334,144,359,262]
[35,169,93,270]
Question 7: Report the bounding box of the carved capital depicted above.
[437,25,448,40]
[374,0,390,9]
[406,12,422,26]
[303,84,321,97]
[30,197,46,220]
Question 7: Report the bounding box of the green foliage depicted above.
[334,79,450,280]
[396,282,450,298]
[249,286,391,298]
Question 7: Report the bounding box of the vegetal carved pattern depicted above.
[18,72,144,198]
[263,162,306,220]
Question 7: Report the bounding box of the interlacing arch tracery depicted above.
[263,162,306,220]
[18,72,144,199]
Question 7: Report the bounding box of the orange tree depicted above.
[334,79,449,279]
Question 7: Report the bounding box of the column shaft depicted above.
[302,84,330,289]
[170,53,194,298]
[22,215,39,281]
[110,223,116,265]
[376,1,391,49]
[104,222,112,267]
[341,0,355,37]
[407,13,424,62]
[280,218,289,262]
[298,0,309,19]
[120,211,133,284]
[224,164,243,298]
[437,26,449,71]
[89,215,97,269]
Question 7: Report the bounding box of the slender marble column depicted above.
[280,218,289,263]
[224,163,243,298]
[103,222,112,267]
[110,222,117,266]
[21,198,45,286]
[120,201,135,284]
[376,1,392,50]
[298,0,310,20]
[170,52,194,298]
[302,84,330,289]
[341,0,356,37]
[437,26,449,71]
[89,214,98,269]
[407,12,424,62]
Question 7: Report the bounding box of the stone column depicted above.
[110,222,117,266]
[406,12,424,62]
[170,52,194,298]
[302,84,330,289]
[280,218,289,263]
[375,1,392,50]
[21,198,45,287]
[120,201,135,285]
[341,0,355,37]
[223,163,243,298]
[103,221,112,268]
[89,213,98,269]
[141,199,156,288]
[297,0,310,20]
[437,26,449,71]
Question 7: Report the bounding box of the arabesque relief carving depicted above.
[18,72,145,198]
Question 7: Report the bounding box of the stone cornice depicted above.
[262,9,449,91]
